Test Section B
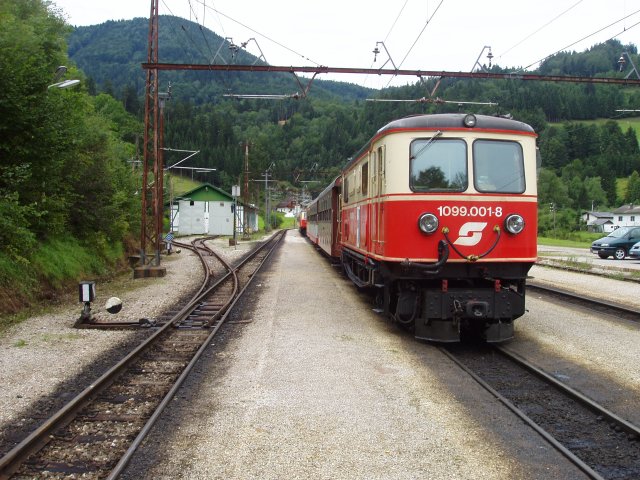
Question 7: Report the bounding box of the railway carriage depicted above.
[297,210,308,236]
[307,113,539,342]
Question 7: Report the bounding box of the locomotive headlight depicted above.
[504,214,525,234]
[418,213,439,234]
[463,114,477,127]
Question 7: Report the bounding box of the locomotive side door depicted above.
[371,145,385,255]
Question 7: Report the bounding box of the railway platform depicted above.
[122,230,586,479]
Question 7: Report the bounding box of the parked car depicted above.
[591,226,640,259]
[629,241,640,259]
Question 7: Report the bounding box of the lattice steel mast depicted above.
[137,0,166,278]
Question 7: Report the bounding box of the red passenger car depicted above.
[307,113,539,342]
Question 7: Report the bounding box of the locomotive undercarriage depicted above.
[342,248,532,343]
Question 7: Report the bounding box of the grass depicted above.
[30,237,108,289]
[166,173,203,196]
[0,234,131,334]
[537,236,597,248]
[562,255,593,271]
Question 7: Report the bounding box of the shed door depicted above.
[208,201,233,235]
[178,200,206,235]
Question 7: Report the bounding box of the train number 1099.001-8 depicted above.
[437,205,503,218]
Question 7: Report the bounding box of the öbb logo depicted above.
[453,222,488,246]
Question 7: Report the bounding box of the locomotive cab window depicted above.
[410,138,467,192]
[473,140,525,193]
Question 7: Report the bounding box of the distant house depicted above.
[582,211,614,233]
[612,204,640,228]
[169,183,259,236]
[275,198,300,218]
[582,204,640,233]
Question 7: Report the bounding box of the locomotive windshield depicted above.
[473,140,525,193]
[410,138,467,192]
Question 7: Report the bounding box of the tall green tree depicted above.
[626,171,640,204]
[0,0,70,257]
[0,0,140,267]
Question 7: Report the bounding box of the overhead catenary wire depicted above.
[499,0,584,60]
[362,0,409,88]
[190,0,322,66]
[159,0,204,62]
[398,0,445,68]
[385,0,445,88]
[161,0,217,64]
[384,0,409,43]
[186,0,217,62]
[160,1,236,98]
[522,8,640,70]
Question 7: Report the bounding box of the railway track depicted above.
[0,231,286,479]
[441,282,640,479]
[443,343,640,479]
[527,282,640,324]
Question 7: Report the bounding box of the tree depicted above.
[0,0,70,253]
[626,171,640,204]
[584,177,608,211]
[537,169,570,208]
[0,0,141,264]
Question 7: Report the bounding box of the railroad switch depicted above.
[77,281,96,323]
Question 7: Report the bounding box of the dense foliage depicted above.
[0,0,140,312]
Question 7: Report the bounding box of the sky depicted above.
[51,0,640,89]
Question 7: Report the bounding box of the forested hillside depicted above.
[67,16,640,223]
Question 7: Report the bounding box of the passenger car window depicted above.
[410,139,467,192]
[473,140,525,193]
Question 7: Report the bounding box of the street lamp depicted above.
[47,66,80,89]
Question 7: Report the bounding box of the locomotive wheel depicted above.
[614,248,626,260]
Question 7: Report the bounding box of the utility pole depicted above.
[262,162,275,231]
[242,142,251,239]
[136,0,166,278]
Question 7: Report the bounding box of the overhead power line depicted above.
[191,0,321,66]
[397,0,445,69]
[384,0,409,43]
[499,0,584,60]
[384,0,445,88]
[524,8,640,70]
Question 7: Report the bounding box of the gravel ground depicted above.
[0,237,253,452]
[1,237,637,479]
[530,262,640,308]
[510,264,640,426]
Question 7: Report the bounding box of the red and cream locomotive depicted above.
[307,113,538,342]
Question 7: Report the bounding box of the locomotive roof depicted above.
[378,113,535,135]
[344,113,535,171]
